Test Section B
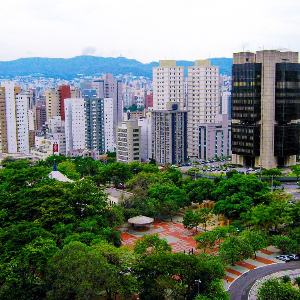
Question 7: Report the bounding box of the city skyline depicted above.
[1,0,300,63]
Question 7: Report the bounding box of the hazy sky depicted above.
[1,0,300,63]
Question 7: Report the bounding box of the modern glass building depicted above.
[231,50,300,169]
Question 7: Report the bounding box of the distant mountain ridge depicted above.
[0,56,233,79]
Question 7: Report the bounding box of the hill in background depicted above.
[0,56,233,80]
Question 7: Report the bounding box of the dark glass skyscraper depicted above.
[231,50,300,169]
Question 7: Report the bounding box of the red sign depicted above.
[53,143,59,153]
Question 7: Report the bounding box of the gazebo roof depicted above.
[128,215,154,225]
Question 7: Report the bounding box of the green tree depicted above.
[134,234,172,256]
[272,235,299,254]
[213,174,270,219]
[257,278,300,300]
[262,168,282,192]
[57,160,81,180]
[194,280,229,300]
[198,208,214,231]
[219,235,253,265]
[183,209,202,232]
[195,231,217,253]
[46,241,111,300]
[241,230,269,259]
[247,193,291,232]
[105,162,132,188]
[186,178,215,204]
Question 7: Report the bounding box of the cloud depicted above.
[82,47,97,56]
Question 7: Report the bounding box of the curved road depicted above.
[228,261,300,300]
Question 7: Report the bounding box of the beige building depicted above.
[151,60,187,165]
[152,60,185,110]
[232,50,300,169]
[187,60,220,158]
[116,120,141,163]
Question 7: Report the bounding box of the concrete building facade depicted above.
[116,120,141,163]
[92,74,123,143]
[0,82,30,154]
[198,114,231,160]
[65,98,86,154]
[151,60,187,165]
[187,60,220,158]
[231,50,300,169]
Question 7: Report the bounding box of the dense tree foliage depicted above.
[213,174,270,218]
[257,278,300,300]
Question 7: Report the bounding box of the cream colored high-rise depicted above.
[187,60,220,158]
[151,60,187,165]
[152,60,184,109]
[46,89,60,121]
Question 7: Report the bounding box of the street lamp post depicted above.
[195,279,201,295]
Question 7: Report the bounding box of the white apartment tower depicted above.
[104,98,115,153]
[187,60,220,158]
[151,60,187,165]
[0,82,30,154]
[64,98,86,155]
[153,60,185,110]
[92,74,123,144]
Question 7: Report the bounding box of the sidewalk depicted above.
[223,246,283,290]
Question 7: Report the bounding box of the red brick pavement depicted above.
[120,219,200,252]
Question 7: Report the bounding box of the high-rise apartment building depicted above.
[83,90,105,154]
[187,60,220,158]
[231,50,300,169]
[0,82,30,154]
[46,89,60,121]
[46,86,79,122]
[116,120,141,163]
[82,89,114,154]
[64,98,86,155]
[152,60,184,110]
[92,74,123,143]
[151,60,187,165]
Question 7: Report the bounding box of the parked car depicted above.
[276,255,291,262]
[288,254,300,261]
[248,168,254,171]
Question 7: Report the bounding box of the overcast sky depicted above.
[1,0,299,63]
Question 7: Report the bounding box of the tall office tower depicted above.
[151,60,187,165]
[92,74,123,143]
[231,50,300,169]
[46,88,60,121]
[0,82,30,154]
[64,98,86,155]
[187,60,220,158]
[116,120,141,163]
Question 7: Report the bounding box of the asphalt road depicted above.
[228,261,300,300]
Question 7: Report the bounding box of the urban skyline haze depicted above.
[1,0,300,63]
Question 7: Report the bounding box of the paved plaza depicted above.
[118,216,283,291]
